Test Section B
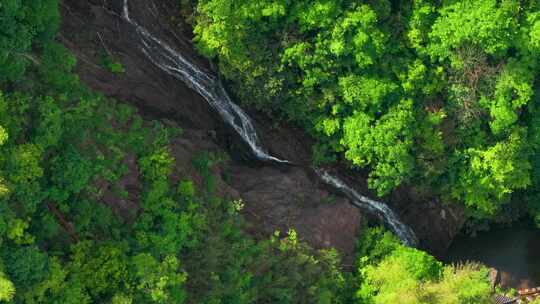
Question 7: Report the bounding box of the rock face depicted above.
[59,0,464,260]
[59,0,362,261]
[228,165,362,260]
[388,187,466,258]
[60,0,218,131]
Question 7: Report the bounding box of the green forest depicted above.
[193,0,540,223]
[0,0,538,303]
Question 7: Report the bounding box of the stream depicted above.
[119,0,418,246]
[113,0,540,287]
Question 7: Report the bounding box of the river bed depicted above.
[446,224,540,289]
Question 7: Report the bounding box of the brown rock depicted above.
[227,165,362,262]
[60,0,466,262]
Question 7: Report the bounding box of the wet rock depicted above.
[60,0,465,261]
[60,0,220,131]
[59,0,364,260]
[390,188,466,258]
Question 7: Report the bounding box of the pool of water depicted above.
[446,225,540,289]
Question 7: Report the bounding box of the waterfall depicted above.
[122,0,287,164]
[120,0,418,247]
[315,169,418,246]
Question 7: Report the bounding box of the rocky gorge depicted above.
[60,0,467,261]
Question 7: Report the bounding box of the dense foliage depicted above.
[355,227,492,304]
[193,0,540,223]
[0,0,506,303]
[0,1,350,302]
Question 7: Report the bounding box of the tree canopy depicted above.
[0,0,525,303]
[193,0,540,221]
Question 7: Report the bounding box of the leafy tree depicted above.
[0,0,60,83]
[342,99,415,195]
[356,227,491,304]
[67,241,129,298]
[422,264,492,304]
[450,128,532,216]
[193,0,540,221]
[131,254,187,303]
[0,270,15,302]
[2,245,49,290]
[0,0,536,302]
[426,0,521,64]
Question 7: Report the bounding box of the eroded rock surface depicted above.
[60,0,463,261]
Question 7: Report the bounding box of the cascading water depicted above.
[315,169,417,246]
[122,0,287,164]
[120,0,418,247]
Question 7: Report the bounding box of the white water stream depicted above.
[121,0,418,246]
[122,0,287,163]
[315,169,418,246]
